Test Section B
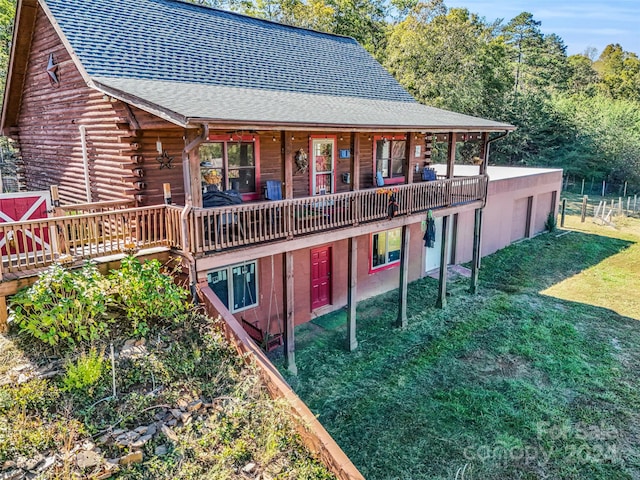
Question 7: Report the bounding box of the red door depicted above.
[311,246,331,310]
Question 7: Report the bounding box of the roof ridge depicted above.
[148,0,357,42]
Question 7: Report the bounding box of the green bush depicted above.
[545,211,558,232]
[10,262,112,348]
[109,257,189,337]
[62,348,105,394]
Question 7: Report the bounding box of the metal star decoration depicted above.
[46,53,59,84]
[156,150,174,169]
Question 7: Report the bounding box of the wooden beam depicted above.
[446,133,456,179]
[470,208,482,294]
[282,131,293,199]
[347,237,358,351]
[404,132,414,185]
[436,215,450,309]
[351,133,360,191]
[283,251,297,375]
[396,225,410,328]
[0,296,7,334]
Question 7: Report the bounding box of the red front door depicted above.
[311,246,331,310]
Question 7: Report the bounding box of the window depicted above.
[371,228,402,271]
[374,136,406,184]
[199,135,260,200]
[207,261,258,313]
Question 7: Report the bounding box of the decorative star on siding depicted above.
[156,150,174,169]
[46,53,59,84]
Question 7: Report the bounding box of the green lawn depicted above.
[280,215,640,479]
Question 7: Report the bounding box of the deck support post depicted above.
[0,296,7,333]
[397,225,410,328]
[470,208,483,293]
[282,131,293,199]
[436,215,450,309]
[283,251,297,375]
[347,237,358,351]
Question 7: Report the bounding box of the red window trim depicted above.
[309,135,337,196]
[372,135,407,186]
[368,229,401,274]
[204,134,261,201]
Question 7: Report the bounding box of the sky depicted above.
[443,0,640,57]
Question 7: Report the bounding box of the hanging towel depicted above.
[423,213,436,247]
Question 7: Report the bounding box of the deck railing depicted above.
[0,176,487,277]
[0,205,169,277]
[191,175,487,253]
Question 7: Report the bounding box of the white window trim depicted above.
[208,260,259,313]
[370,228,402,271]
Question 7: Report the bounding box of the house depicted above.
[0,0,561,374]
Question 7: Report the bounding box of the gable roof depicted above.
[3,0,515,131]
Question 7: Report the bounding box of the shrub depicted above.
[10,262,112,348]
[545,211,557,232]
[62,348,106,394]
[109,257,189,337]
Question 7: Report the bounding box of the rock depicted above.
[37,456,55,473]
[2,461,16,471]
[242,462,256,474]
[154,445,168,456]
[134,426,148,435]
[92,471,115,480]
[115,431,140,447]
[160,424,179,443]
[24,455,43,472]
[76,451,103,469]
[130,434,153,449]
[187,400,203,412]
[1,469,25,480]
[17,373,30,384]
[111,429,126,437]
[135,338,146,347]
[119,451,143,466]
[176,398,189,409]
[179,412,191,424]
[96,434,111,445]
[169,409,182,419]
[166,419,177,427]
[145,424,157,437]
[82,441,96,451]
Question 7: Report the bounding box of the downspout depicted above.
[480,130,510,207]
[79,125,92,202]
[181,124,209,299]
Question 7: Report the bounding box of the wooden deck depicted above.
[0,175,487,279]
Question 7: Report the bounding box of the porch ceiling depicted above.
[93,77,515,132]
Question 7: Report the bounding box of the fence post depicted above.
[561,199,566,227]
[581,179,585,196]
[581,195,588,223]
[623,181,628,197]
[618,197,623,216]
[602,180,606,197]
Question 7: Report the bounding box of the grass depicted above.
[280,214,640,479]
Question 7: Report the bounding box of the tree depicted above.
[385,6,511,117]
[594,44,640,102]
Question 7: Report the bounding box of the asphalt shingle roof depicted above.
[43,0,514,130]
[45,0,414,102]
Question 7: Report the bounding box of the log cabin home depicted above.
[0,0,561,373]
